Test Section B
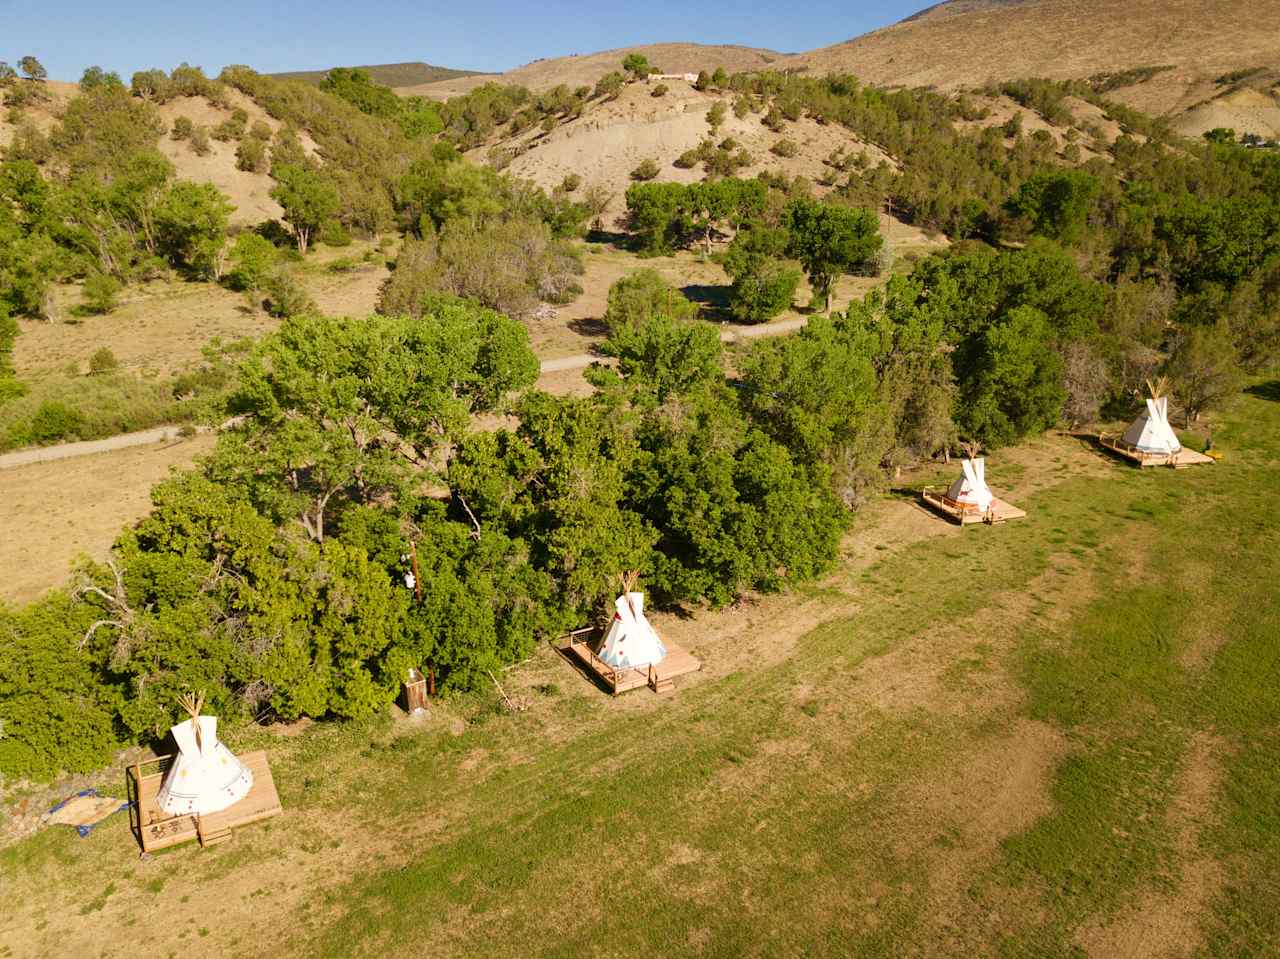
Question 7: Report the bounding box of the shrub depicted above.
[631,158,660,181]
[559,173,581,193]
[28,400,87,443]
[603,269,697,333]
[189,124,211,156]
[249,119,272,141]
[88,347,120,375]
[82,273,121,314]
[651,83,669,98]
[235,137,268,172]
[771,138,799,158]
[170,116,193,141]
[707,101,727,132]
[226,233,280,292]
[673,149,701,169]
[318,220,352,247]
[262,267,314,318]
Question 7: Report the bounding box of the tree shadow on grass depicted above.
[681,283,734,323]
[567,317,609,338]
[1245,380,1280,403]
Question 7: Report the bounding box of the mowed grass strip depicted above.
[303,385,1280,957]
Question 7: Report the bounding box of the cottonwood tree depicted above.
[217,305,539,543]
[270,164,339,254]
[723,226,800,323]
[784,198,882,313]
[154,181,233,278]
[1164,323,1244,425]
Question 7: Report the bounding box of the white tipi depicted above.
[156,692,254,817]
[597,573,667,670]
[1121,379,1181,455]
[946,452,995,514]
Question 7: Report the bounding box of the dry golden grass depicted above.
[0,434,215,606]
[778,0,1280,121]
[396,42,785,98]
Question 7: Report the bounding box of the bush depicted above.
[651,83,669,98]
[631,158,660,181]
[27,401,87,443]
[248,119,272,141]
[189,124,211,156]
[170,115,193,141]
[226,233,280,292]
[318,220,352,247]
[603,269,697,333]
[770,138,799,158]
[235,136,268,172]
[262,267,314,318]
[559,173,581,193]
[82,273,121,314]
[88,347,120,375]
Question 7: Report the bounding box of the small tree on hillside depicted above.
[723,227,801,323]
[583,182,613,232]
[603,269,697,334]
[18,56,47,82]
[155,181,234,279]
[270,165,340,254]
[694,70,711,92]
[621,54,652,80]
[0,62,17,87]
[784,199,882,313]
[711,67,728,89]
[707,101,727,134]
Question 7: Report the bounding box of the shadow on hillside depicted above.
[568,317,610,338]
[585,229,630,249]
[1245,380,1280,403]
[681,283,733,322]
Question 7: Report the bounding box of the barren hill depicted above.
[777,0,1280,133]
[397,42,785,99]
[270,61,481,88]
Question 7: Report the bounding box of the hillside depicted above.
[777,0,1280,136]
[465,73,1117,232]
[397,42,784,99]
[270,60,481,88]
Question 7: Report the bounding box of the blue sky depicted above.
[2,0,934,81]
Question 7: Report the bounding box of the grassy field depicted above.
[3,379,1277,958]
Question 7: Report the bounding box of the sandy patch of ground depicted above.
[478,80,904,228]
[154,91,322,226]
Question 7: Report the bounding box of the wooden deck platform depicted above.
[127,750,281,852]
[921,489,1027,526]
[1099,435,1215,469]
[559,634,701,695]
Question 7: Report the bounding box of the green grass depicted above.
[298,382,1280,957]
[5,381,1279,957]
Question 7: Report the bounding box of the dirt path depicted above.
[0,425,202,471]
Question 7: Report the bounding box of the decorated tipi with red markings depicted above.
[156,691,254,817]
[596,572,667,670]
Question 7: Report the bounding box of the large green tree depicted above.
[784,198,882,312]
[270,165,340,254]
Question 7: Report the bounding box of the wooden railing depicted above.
[567,629,621,694]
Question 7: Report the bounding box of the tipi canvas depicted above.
[598,586,667,670]
[947,457,994,513]
[1121,395,1181,455]
[156,693,253,817]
